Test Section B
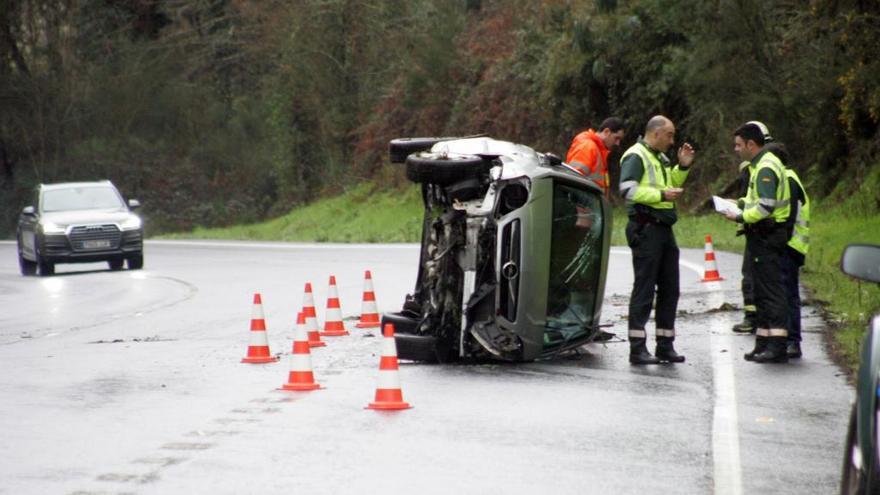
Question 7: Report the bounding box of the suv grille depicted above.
[69,224,122,251]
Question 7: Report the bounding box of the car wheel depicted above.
[405,152,489,186]
[18,241,37,276]
[34,240,54,276]
[389,137,451,163]
[108,259,124,271]
[128,254,144,270]
[841,404,866,494]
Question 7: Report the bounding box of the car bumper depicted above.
[40,230,143,263]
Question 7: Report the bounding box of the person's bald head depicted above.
[644,115,676,152]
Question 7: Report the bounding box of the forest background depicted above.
[2,0,878,236]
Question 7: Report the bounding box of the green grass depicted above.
[159,183,424,243]
[164,181,880,373]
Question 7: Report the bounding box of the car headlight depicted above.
[40,221,66,234]
[120,215,142,230]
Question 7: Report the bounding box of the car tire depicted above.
[128,254,144,270]
[405,152,489,186]
[18,243,37,276]
[108,259,124,271]
[389,137,451,164]
[34,240,54,276]
[840,404,866,494]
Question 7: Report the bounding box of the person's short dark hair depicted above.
[734,122,766,146]
[599,117,625,133]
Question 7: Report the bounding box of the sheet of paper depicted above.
[712,195,742,215]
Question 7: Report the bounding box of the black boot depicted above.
[629,338,660,365]
[744,336,766,361]
[786,341,802,359]
[655,337,685,363]
[732,312,757,333]
[752,337,789,363]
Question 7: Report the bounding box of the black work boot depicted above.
[732,312,757,333]
[786,341,802,359]
[629,338,660,365]
[752,337,789,363]
[655,337,686,363]
[744,336,766,361]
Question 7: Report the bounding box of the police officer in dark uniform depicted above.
[724,122,791,363]
[619,115,695,365]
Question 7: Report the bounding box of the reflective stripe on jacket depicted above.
[619,141,689,210]
[786,169,810,255]
[741,151,790,224]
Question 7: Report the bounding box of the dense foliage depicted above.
[1,0,878,236]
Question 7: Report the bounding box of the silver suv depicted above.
[384,137,611,362]
[16,181,144,276]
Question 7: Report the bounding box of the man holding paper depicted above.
[722,121,792,363]
[619,115,695,365]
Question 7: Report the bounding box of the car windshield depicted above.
[545,182,604,349]
[41,186,124,212]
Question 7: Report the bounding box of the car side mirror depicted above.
[128,199,141,209]
[21,205,35,216]
[841,244,880,283]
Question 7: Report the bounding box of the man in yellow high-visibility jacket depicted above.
[724,122,791,363]
[619,115,695,365]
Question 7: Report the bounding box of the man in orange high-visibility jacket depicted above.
[565,117,626,195]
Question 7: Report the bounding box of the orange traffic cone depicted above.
[280,310,322,391]
[301,282,322,339]
[356,270,381,329]
[701,235,725,282]
[242,293,278,364]
[366,323,411,410]
[321,275,349,336]
[300,311,326,348]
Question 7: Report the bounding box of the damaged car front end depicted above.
[383,137,612,362]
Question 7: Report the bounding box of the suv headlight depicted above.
[40,221,66,234]
[120,215,142,230]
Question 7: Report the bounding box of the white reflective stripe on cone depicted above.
[326,306,343,320]
[756,328,770,337]
[628,329,647,339]
[656,329,675,337]
[305,315,319,333]
[382,337,398,356]
[768,328,788,337]
[249,330,269,345]
[377,369,402,389]
[290,353,313,370]
[251,305,264,320]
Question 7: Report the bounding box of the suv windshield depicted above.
[41,186,124,212]
[545,182,604,348]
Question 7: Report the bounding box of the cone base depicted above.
[280,383,322,391]
[308,341,327,348]
[320,330,350,336]
[366,401,412,410]
[701,275,725,282]
[241,356,279,364]
[356,322,380,329]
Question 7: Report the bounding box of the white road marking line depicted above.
[617,247,743,494]
[145,240,419,250]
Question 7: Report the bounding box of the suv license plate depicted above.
[82,239,111,249]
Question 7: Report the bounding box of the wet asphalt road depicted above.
[0,240,852,494]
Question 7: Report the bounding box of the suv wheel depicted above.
[405,152,489,186]
[17,239,37,276]
[108,259,124,271]
[128,254,144,270]
[34,240,55,276]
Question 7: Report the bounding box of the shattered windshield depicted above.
[545,182,604,349]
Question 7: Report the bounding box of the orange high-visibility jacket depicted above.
[565,129,610,194]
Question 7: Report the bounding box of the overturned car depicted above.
[383,137,612,362]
